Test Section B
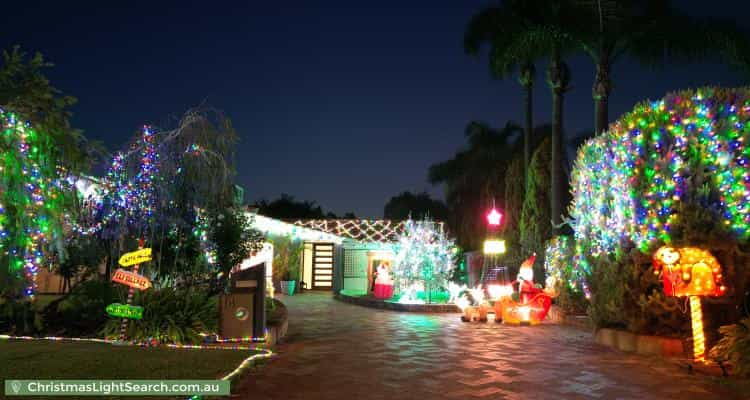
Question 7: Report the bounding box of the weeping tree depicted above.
[74,106,261,288]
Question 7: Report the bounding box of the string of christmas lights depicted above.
[570,88,750,281]
[391,219,456,303]
[0,109,67,298]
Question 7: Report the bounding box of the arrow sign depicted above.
[118,248,152,267]
[106,303,144,319]
[111,268,152,290]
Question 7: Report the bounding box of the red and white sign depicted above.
[111,268,151,290]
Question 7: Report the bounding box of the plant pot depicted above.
[280,280,296,296]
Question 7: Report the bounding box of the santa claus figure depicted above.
[373,261,394,299]
[517,253,542,303]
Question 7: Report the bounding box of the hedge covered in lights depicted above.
[570,87,750,268]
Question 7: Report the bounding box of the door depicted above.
[312,243,334,290]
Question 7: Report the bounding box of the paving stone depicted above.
[236,292,742,399]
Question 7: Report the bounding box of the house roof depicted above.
[292,219,406,243]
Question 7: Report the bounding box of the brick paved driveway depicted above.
[238,292,742,400]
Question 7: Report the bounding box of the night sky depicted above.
[2,1,747,217]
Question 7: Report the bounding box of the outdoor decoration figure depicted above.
[373,261,394,299]
[497,254,554,325]
[653,246,728,362]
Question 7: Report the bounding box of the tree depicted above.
[463,1,575,236]
[503,156,524,266]
[0,47,92,297]
[256,194,327,219]
[520,136,552,282]
[0,47,90,170]
[569,0,750,135]
[383,191,448,221]
[391,218,456,304]
[210,208,264,292]
[429,121,521,250]
[465,2,539,186]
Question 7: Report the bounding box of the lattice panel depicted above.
[293,219,420,243]
[343,249,368,278]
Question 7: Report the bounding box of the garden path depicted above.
[237,292,741,400]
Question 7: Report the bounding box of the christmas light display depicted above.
[570,88,750,286]
[544,236,589,297]
[0,109,67,298]
[250,214,343,243]
[486,208,502,226]
[292,219,417,243]
[391,218,456,304]
[68,126,160,237]
[483,239,506,254]
[652,246,728,361]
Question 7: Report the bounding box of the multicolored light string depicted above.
[0,109,66,298]
[570,88,750,284]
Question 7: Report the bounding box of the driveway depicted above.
[237,292,741,399]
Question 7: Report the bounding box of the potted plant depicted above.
[280,270,296,296]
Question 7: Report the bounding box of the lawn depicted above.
[0,340,265,381]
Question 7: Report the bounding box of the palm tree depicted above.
[465,2,539,187]
[570,0,750,135]
[465,0,575,235]
[429,121,522,249]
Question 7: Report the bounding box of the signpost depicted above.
[111,269,152,290]
[109,242,152,342]
[106,303,144,319]
[118,248,152,267]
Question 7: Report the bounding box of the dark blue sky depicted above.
[2,1,747,217]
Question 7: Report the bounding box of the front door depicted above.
[312,243,334,290]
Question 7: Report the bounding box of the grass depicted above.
[0,340,261,380]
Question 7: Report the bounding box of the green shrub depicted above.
[42,279,123,337]
[0,295,43,335]
[586,256,626,329]
[520,137,551,283]
[586,252,689,336]
[710,317,750,377]
[103,288,217,345]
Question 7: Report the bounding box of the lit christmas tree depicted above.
[391,218,456,303]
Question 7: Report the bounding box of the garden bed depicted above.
[335,292,460,313]
[595,328,686,358]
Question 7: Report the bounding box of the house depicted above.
[248,212,408,296]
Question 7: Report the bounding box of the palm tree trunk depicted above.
[518,62,535,189]
[593,58,612,135]
[523,83,533,184]
[547,52,570,236]
[551,89,564,234]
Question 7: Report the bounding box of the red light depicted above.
[487,208,502,226]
